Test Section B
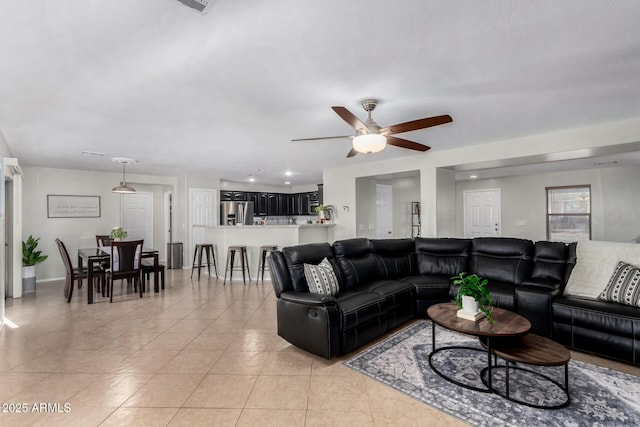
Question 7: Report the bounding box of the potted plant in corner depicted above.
[451,272,494,324]
[110,227,127,241]
[22,235,48,293]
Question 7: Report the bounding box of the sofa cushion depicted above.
[333,238,379,291]
[415,238,471,276]
[304,258,340,296]
[283,243,339,293]
[335,291,386,330]
[402,275,451,300]
[370,238,416,279]
[531,241,569,282]
[598,261,640,307]
[470,237,534,286]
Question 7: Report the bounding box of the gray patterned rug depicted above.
[345,320,640,426]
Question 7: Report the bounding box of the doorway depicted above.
[189,188,217,256]
[376,184,393,239]
[463,189,502,237]
[121,192,154,247]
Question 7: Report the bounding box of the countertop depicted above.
[195,224,335,229]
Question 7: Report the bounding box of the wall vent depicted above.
[176,0,213,13]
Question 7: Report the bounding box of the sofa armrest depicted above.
[280,291,338,306]
[276,292,341,359]
[515,286,561,337]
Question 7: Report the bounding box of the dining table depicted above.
[78,247,160,304]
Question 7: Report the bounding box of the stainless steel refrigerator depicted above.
[220,201,255,225]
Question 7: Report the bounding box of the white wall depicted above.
[378,176,420,239]
[436,168,456,237]
[355,178,376,238]
[0,130,11,157]
[455,165,640,242]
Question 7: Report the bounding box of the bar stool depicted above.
[191,243,218,280]
[224,245,250,285]
[257,245,278,282]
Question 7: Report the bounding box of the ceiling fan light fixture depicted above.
[353,133,386,154]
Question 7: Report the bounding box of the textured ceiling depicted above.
[0,1,639,185]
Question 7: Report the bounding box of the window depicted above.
[546,185,591,241]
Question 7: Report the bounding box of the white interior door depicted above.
[376,184,393,239]
[189,189,217,253]
[464,189,501,238]
[121,192,153,247]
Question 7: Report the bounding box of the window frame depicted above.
[545,184,592,241]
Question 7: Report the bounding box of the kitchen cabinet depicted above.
[280,194,300,216]
[221,189,320,216]
[299,193,311,215]
[220,191,248,202]
[267,193,280,215]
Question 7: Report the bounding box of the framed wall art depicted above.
[47,195,101,218]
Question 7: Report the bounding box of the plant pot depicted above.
[461,295,479,314]
[22,265,36,294]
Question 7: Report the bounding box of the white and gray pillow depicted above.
[304,257,339,296]
[598,261,640,307]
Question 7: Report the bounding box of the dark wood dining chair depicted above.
[56,238,103,303]
[96,235,113,247]
[108,239,144,302]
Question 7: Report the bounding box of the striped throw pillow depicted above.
[598,261,640,307]
[303,257,339,296]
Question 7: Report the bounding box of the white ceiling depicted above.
[1,1,639,185]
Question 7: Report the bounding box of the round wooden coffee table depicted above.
[479,334,571,409]
[427,302,531,393]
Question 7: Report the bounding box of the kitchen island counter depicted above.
[196,224,335,281]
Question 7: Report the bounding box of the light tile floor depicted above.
[1,269,638,426]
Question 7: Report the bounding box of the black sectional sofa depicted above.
[269,237,640,366]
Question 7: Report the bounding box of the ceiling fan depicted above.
[292,99,452,158]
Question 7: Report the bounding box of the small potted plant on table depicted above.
[110,227,127,241]
[452,272,494,324]
[22,235,48,293]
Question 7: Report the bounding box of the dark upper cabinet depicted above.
[299,193,311,215]
[222,189,319,216]
[247,192,260,212]
[279,194,291,216]
[256,193,268,216]
[220,191,247,201]
[279,194,300,216]
[267,193,280,215]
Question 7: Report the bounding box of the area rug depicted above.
[345,320,640,426]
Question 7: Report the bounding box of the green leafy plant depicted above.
[451,272,494,324]
[110,227,127,239]
[22,235,48,266]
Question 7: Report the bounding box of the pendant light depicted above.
[111,158,137,194]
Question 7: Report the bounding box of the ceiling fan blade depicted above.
[291,135,352,141]
[332,106,368,132]
[384,114,452,135]
[346,147,358,158]
[386,135,431,152]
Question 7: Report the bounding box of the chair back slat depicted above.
[111,240,143,273]
[96,235,113,247]
[55,238,73,277]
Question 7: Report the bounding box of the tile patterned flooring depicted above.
[1,269,638,426]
